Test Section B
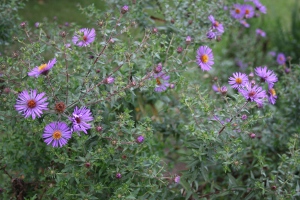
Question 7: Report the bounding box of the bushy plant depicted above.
[1,0,300,199]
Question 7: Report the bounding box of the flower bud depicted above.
[169,83,175,89]
[174,175,180,183]
[177,46,183,53]
[3,87,10,94]
[154,63,162,73]
[185,36,192,44]
[20,22,26,28]
[241,114,247,120]
[220,86,227,95]
[85,162,91,168]
[170,19,175,24]
[54,102,66,113]
[136,135,144,144]
[96,126,103,132]
[35,22,40,28]
[104,76,115,84]
[249,133,256,138]
[121,5,129,14]
[60,31,66,38]
[152,27,158,34]
[116,172,122,179]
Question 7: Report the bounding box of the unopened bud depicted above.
[121,5,129,14]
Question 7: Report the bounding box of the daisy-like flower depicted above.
[153,71,170,92]
[72,28,96,47]
[268,87,277,104]
[15,89,48,119]
[239,82,266,105]
[276,53,286,65]
[253,0,267,14]
[28,58,56,77]
[240,20,250,28]
[256,29,266,37]
[43,122,72,148]
[208,15,224,33]
[255,66,278,87]
[228,72,249,89]
[196,46,214,71]
[243,5,255,18]
[231,4,244,19]
[70,107,94,134]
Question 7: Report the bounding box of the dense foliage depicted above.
[1,0,300,199]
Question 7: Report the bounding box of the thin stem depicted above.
[218,101,248,135]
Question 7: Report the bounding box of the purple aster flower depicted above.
[240,20,250,28]
[196,46,214,71]
[255,66,278,87]
[254,1,267,14]
[276,53,286,65]
[241,114,248,120]
[153,72,170,92]
[228,72,249,89]
[70,107,94,134]
[212,84,220,92]
[243,5,255,18]
[28,58,56,77]
[35,22,40,28]
[231,4,245,19]
[15,89,48,119]
[220,86,228,95]
[268,87,277,104]
[105,76,115,84]
[136,135,144,143]
[174,175,180,183]
[72,28,96,47]
[239,82,266,105]
[256,29,266,37]
[269,51,276,57]
[208,15,224,33]
[43,122,72,148]
[206,30,217,40]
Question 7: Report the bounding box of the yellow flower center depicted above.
[156,78,161,85]
[214,21,219,27]
[52,130,62,140]
[27,99,36,108]
[269,88,276,96]
[200,54,209,63]
[235,9,241,14]
[38,64,47,71]
[235,77,242,84]
[245,9,250,15]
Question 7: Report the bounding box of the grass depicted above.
[19,0,105,26]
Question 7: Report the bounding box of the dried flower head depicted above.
[55,102,66,113]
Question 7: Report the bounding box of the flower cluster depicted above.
[230,0,266,28]
[227,65,278,105]
[207,15,224,40]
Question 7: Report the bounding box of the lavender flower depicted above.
[35,22,40,28]
[196,46,214,71]
[174,175,180,183]
[136,135,144,143]
[72,28,96,47]
[254,0,267,14]
[28,58,56,77]
[206,30,216,40]
[208,15,224,33]
[269,51,276,57]
[105,76,115,84]
[255,66,278,87]
[15,89,48,119]
[228,72,249,89]
[153,72,170,92]
[231,4,244,19]
[154,63,162,73]
[243,5,255,18]
[239,82,266,105]
[241,114,248,120]
[121,5,129,14]
[276,53,286,65]
[116,173,122,179]
[70,107,94,134]
[256,29,266,37]
[240,20,250,28]
[268,87,277,104]
[43,122,72,148]
[186,36,192,44]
